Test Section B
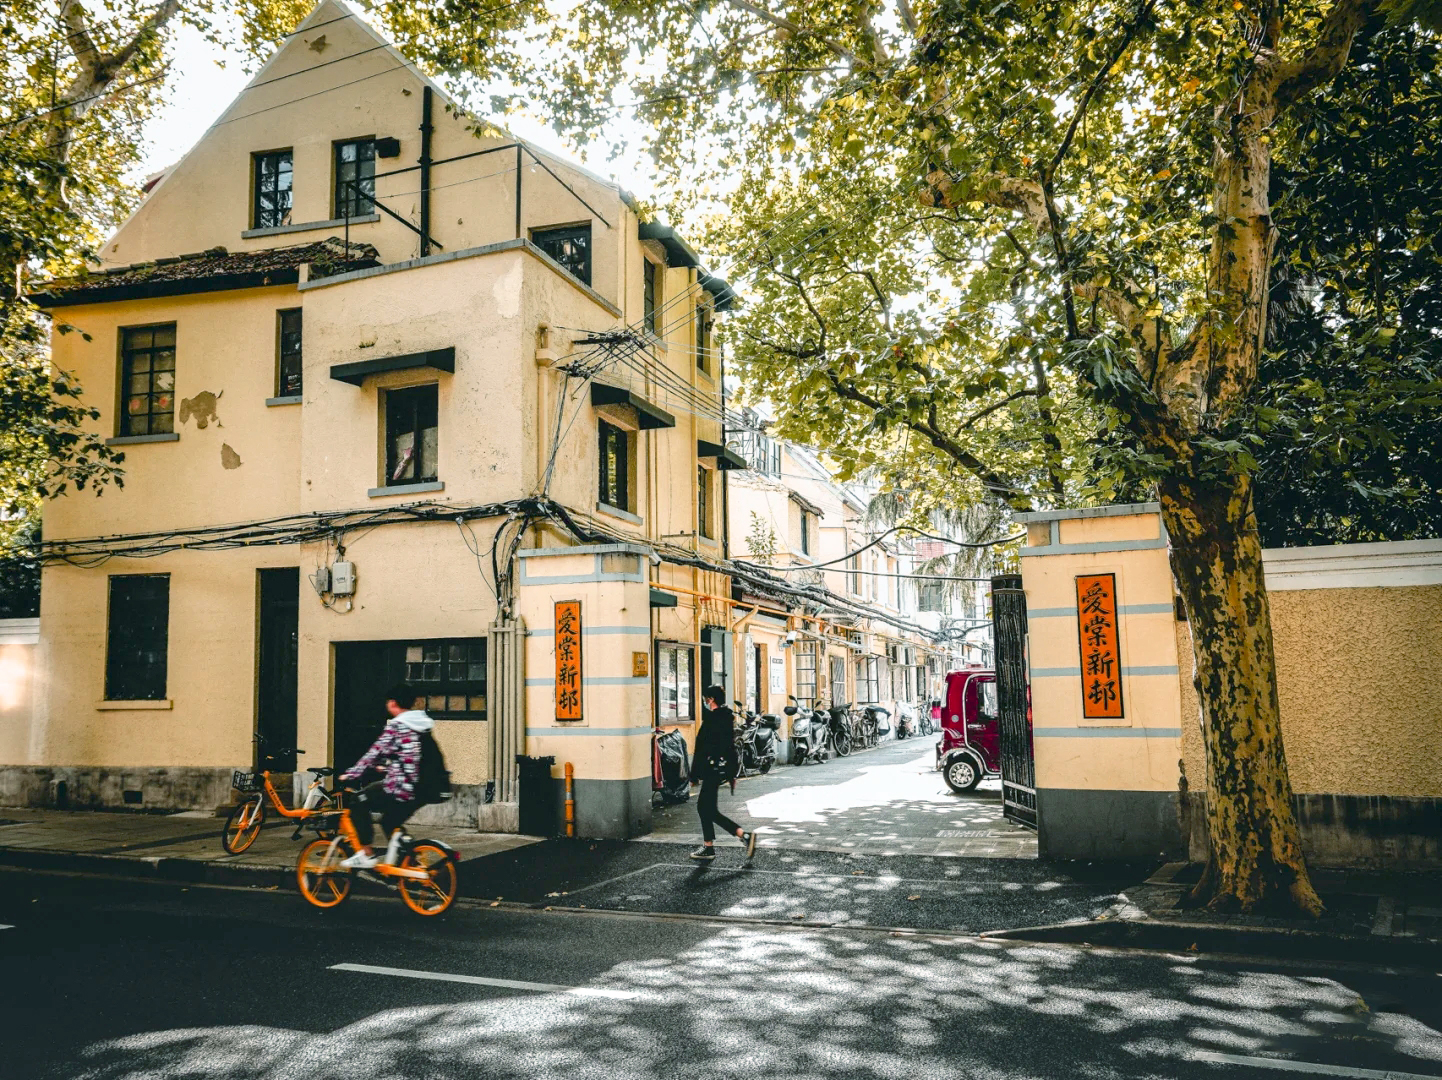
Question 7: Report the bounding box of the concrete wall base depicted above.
[0,765,234,812]
[475,801,520,833]
[570,776,653,840]
[1037,788,1185,861]
[408,784,485,829]
[1185,791,1442,869]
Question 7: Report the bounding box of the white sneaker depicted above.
[340,849,378,870]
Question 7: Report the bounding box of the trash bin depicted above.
[515,754,558,837]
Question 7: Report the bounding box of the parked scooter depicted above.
[895,702,918,740]
[825,703,854,757]
[733,700,779,776]
[785,696,832,765]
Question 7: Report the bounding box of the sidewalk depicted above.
[988,859,1442,969]
[0,807,535,886]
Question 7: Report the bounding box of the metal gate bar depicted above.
[991,575,1037,829]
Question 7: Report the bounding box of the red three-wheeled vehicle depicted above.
[934,668,1004,793]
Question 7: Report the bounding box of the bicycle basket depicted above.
[231,770,265,793]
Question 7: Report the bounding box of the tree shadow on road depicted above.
[60,924,1442,1080]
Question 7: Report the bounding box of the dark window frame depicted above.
[252,149,293,229]
[532,223,592,286]
[794,645,818,705]
[384,383,439,487]
[333,137,377,220]
[105,574,170,701]
[695,301,711,374]
[404,637,488,720]
[119,323,177,437]
[276,308,303,398]
[697,465,712,539]
[643,259,658,335]
[598,418,631,511]
[800,510,811,556]
[654,640,696,724]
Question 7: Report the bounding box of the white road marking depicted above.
[1193,1050,1442,1079]
[329,962,640,1000]
[0,924,13,930]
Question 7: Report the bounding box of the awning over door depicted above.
[591,382,676,430]
[331,347,455,386]
[698,439,747,470]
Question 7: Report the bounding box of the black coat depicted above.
[695,704,740,781]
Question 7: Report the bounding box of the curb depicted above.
[983,916,1442,969]
[0,846,294,888]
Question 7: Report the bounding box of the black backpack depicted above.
[415,730,452,803]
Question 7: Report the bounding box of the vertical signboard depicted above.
[1075,574,1123,719]
[554,600,583,721]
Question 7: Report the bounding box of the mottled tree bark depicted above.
[1158,468,1322,915]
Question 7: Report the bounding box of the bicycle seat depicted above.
[307,767,335,777]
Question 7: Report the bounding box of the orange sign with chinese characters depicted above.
[554,600,583,721]
[1075,574,1124,719]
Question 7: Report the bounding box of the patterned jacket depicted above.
[341,710,432,801]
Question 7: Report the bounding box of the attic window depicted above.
[335,138,376,219]
[533,224,592,286]
[253,150,293,229]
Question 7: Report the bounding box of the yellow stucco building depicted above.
[9,0,742,837]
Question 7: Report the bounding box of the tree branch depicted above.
[896,0,918,35]
[1271,0,1374,108]
[723,0,854,62]
[954,387,1039,433]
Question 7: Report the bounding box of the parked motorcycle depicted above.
[733,700,779,776]
[785,696,832,765]
[825,703,853,758]
[895,702,918,740]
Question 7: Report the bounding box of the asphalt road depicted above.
[3,869,1440,1080]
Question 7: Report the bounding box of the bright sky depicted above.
[141,18,657,198]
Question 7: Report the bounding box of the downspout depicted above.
[720,328,730,561]
[419,87,433,257]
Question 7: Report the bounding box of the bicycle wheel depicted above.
[221,796,265,854]
[297,836,353,909]
[833,728,851,757]
[398,841,458,916]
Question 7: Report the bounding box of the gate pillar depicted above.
[1014,503,1187,860]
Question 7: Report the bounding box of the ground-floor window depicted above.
[794,645,817,704]
[404,639,487,718]
[829,654,846,705]
[105,574,170,700]
[656,642,695,724]
[856,655,880,703]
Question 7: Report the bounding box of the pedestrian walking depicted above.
[690,684,757,861]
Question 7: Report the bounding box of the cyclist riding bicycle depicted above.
[339,682,448,869]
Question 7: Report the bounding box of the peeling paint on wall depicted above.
[179,390,223,429]
[220,444,242,470]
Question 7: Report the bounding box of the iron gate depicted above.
[991,574,1037,828]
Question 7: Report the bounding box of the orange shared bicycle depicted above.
[296,804,459,916]
[221,735,344,855]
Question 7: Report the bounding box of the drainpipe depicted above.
[720,330,730,561]
[419,87,434,257]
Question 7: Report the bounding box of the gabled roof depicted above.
[33,238,379,307]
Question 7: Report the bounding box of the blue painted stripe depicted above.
[530,625,650,638]
[525,727,653,737]
[525,676,651,687]
[1033,727,1182,738]
[1031,665,1179,678]
[1028,603,1174,618]
[1020,537,1168,557]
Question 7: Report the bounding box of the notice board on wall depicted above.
[1075,573,1124,719]
[554,600,583,721]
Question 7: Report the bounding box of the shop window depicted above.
[252,149,292,229]
[384,384,439,486]
[404,638,487,718]
[656,642,694,724]
[532,224,591,285]
[598,419,631,511]
[334,138,376,219]
[120,323,176,436]
[105,575,169,700]
[277,308,302,397]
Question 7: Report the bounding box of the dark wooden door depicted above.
[332,641,397,771]
[256,568,299,771]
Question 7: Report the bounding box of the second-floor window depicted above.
[697,466,712,539]
[598,419,631,511]
[643,260,658,334]
[334,138,376,219]
[533,224,591,285]
[385,384,439,486]
[120,323,176,436]
[800,510,811,556]
[277,309,302,397]
[252,150,292,229]
[695,302,711,374]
